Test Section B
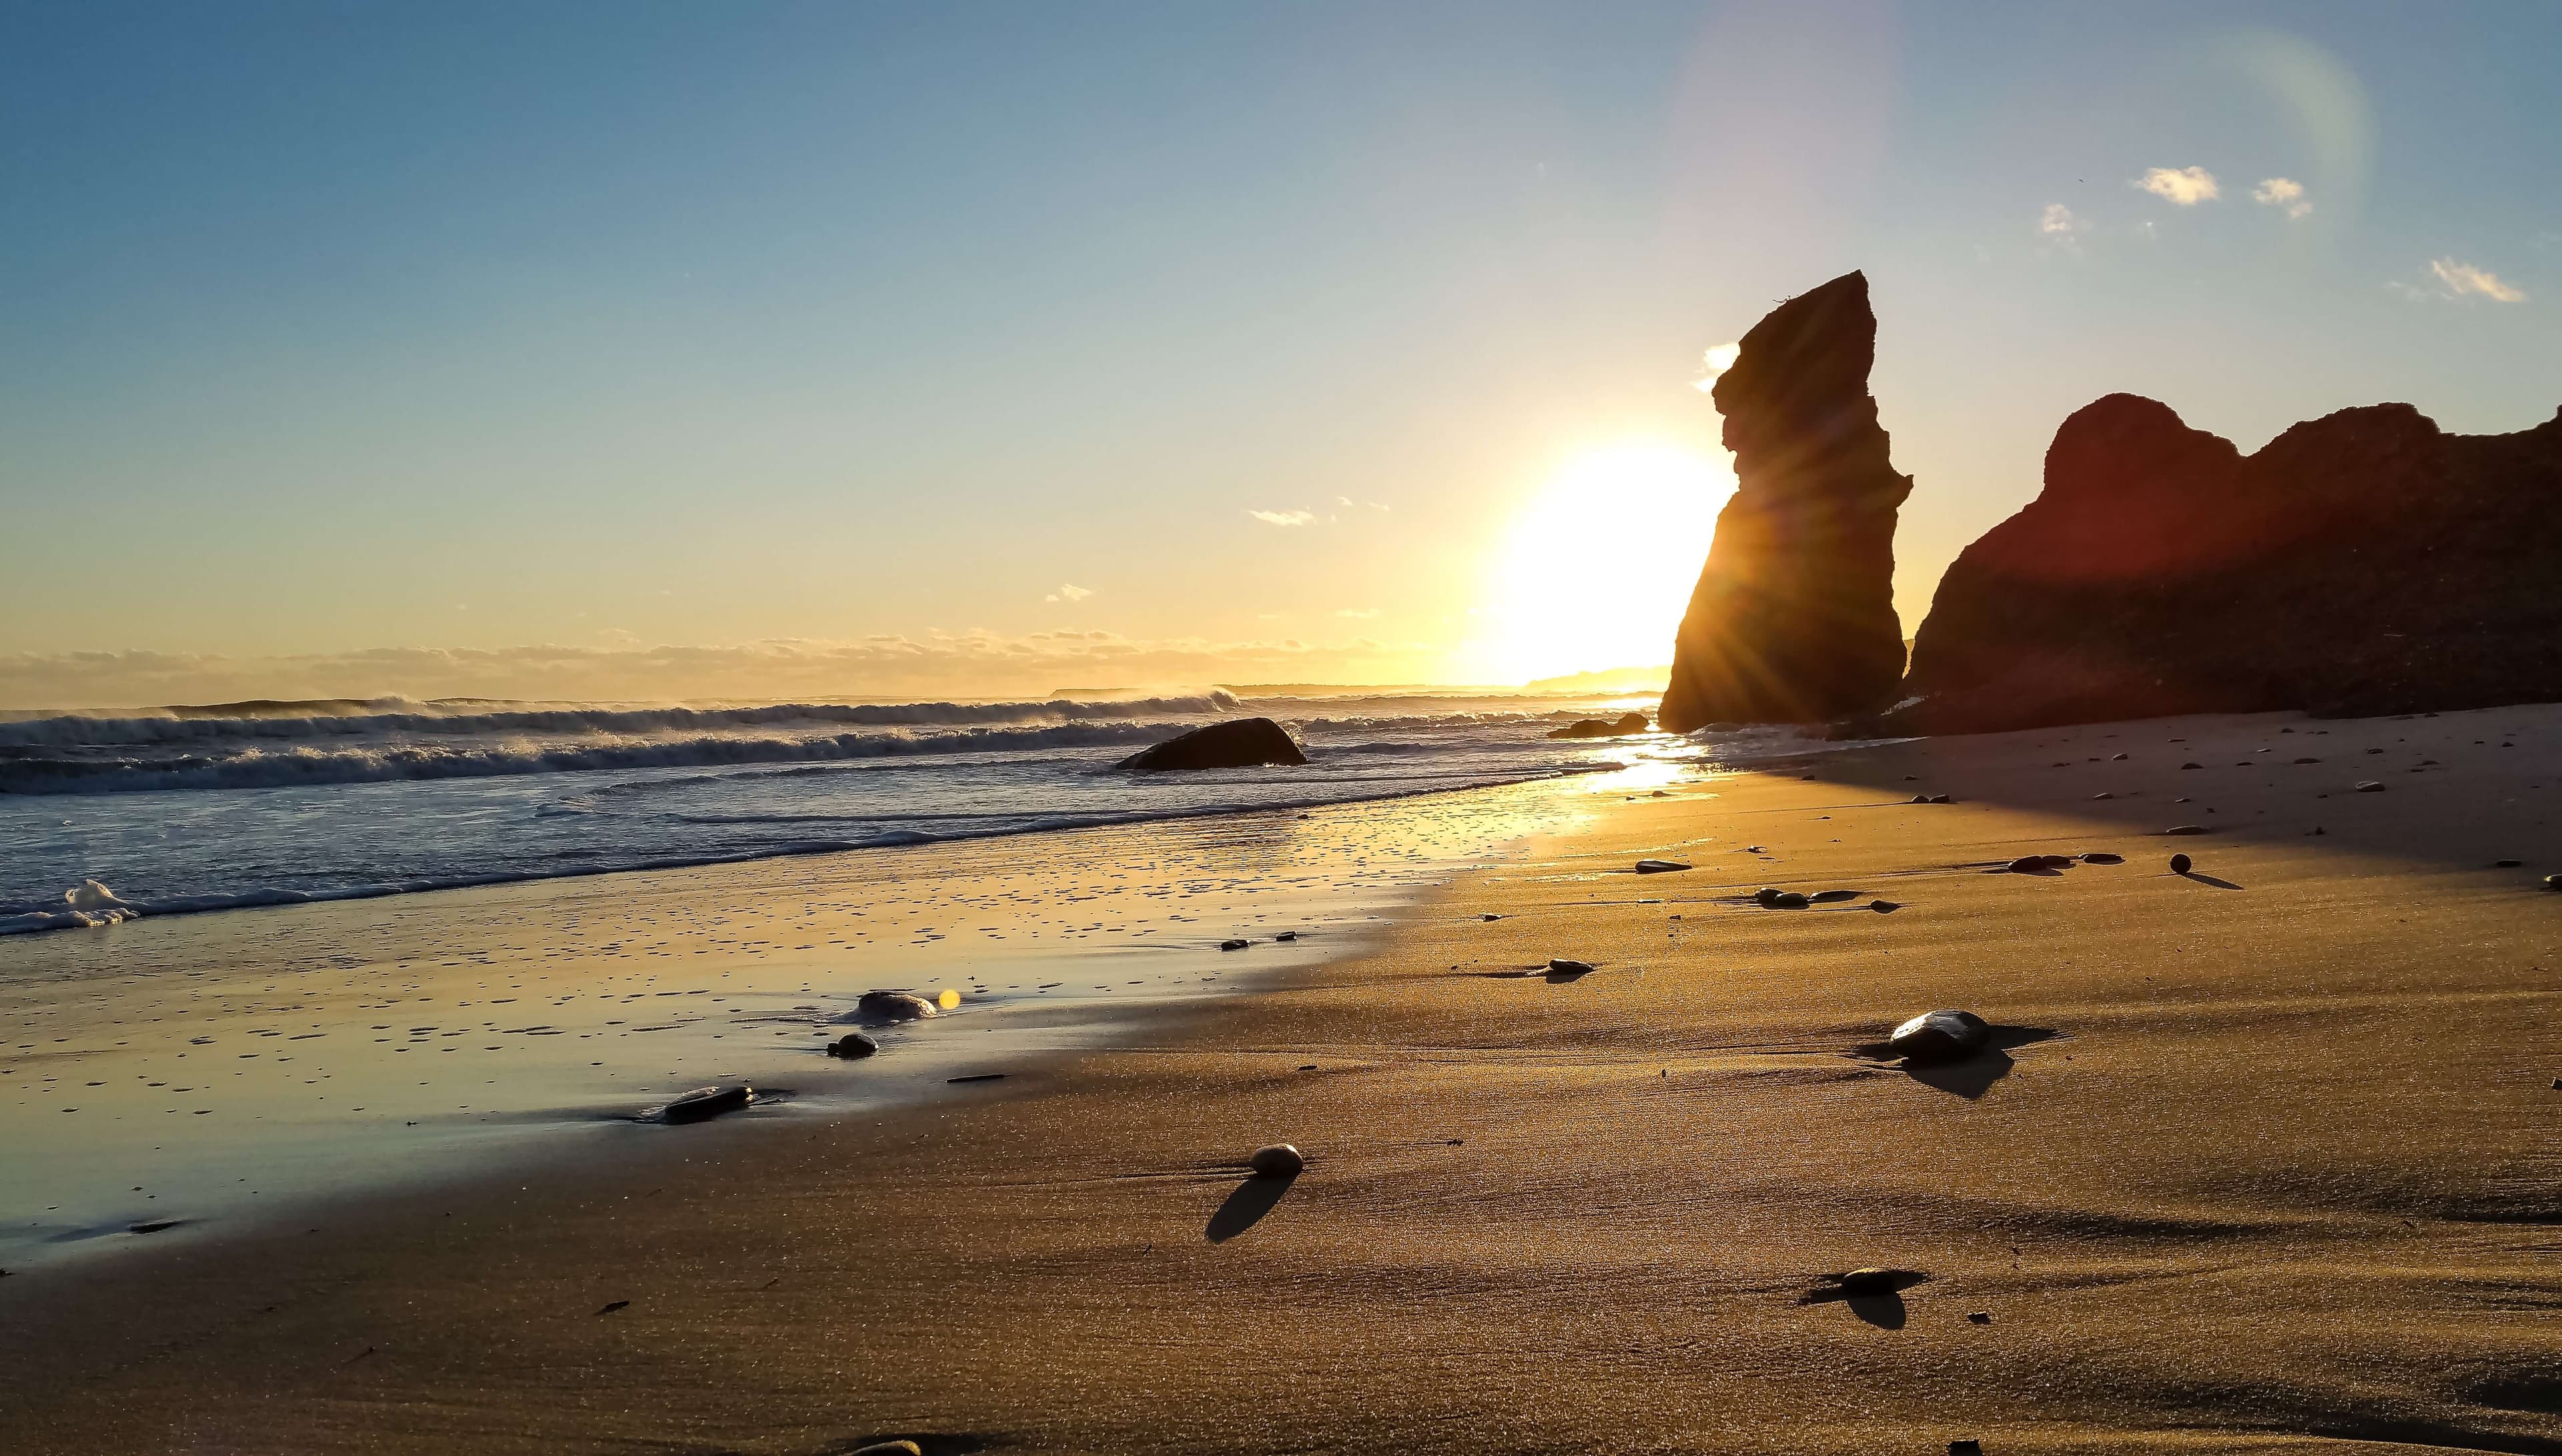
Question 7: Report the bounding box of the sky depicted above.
[3,1,2557,707]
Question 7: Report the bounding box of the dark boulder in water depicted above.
[1660,271,1914,730]
[1547,712,1652,740]
[1116,717,1308,772]
[1891,394,2562,733]
[1885,1010,1990,1064]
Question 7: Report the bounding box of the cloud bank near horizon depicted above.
[0,632,1454,712]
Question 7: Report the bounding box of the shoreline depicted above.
[4,706,2557,1453]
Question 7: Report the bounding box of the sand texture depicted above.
[3,708,2559,1455]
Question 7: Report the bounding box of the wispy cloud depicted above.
[1690,341,1740,393]
[2133,165,2219,206]
[1044,584,1094,604]
[2251,177,2312,219]
[2427,257,2527,303]
[1333,608,1382,620]
[2038,202,2088,246]
[1247,509,1316,527]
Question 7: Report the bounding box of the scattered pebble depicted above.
[1809,889,1859,903]
[2079,852,2123,864]
[1274,931,1299,942]
[1967,1311,1992,1325]
[1248,1143,1304,1177]
[947,1073,1005,1084]
[2161,825,2208,836]
[596,1300,629,1315]
[2171,853,2193,874]
[1547,958,1597,975]
[129,1219,179,1235]
[662,1084,753,1123]
[857,991,937,1021]
[1887,1010,1990,1064]
[2355,780,2385,793]
[1220,938,1250,950]
[826,1032,879,1060]
[1633,859,1692,874]
[1869,899,1901,912]
[2006,854,2070,874]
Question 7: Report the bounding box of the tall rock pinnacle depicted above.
[1659,271,1913,731]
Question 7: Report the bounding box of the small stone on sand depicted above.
[2170,853,2193,874]
[827,1032,879,1059]
[2080,852,2124,864]
[1809,889,1859,902]
[1248,1143,1304,1177]
[663,1084,753,1123]
[1967,1311,1992,1325]
[2355,780,2385,793]
[1767,891,1809,909]
[1633,859,1692,874]
[1869,899,1901,912]
[1547,958,1597,975]
[1274,931,1299,941]
[1219,938,1250,950]
[2162,824,2208,836]
[857,990,937,1021]
[1887,1010,1990,1064]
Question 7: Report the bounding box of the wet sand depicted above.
[3,708,2559,1454]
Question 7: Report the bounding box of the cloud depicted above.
[2251,177,2312,219]
[1690,341,1741,393]
[1336,496,1390,512]
[0,632,1450,709]
[1246,509,1316,527]
[1044,584,1094,604]
[2426,257,2527,303]
[1333,608,1382,620]
[2133,166,2219,205]
[2038,203,2088,245]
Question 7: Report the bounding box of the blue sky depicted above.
[3,1,2555,704]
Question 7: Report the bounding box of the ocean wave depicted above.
[0,766,1600,935]
[0,690,1243,748]
[0,720,1193,796]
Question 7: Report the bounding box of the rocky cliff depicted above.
[1659,271,1913,730]
[1893,394,2562,733]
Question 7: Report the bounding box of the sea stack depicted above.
[1895,396,2562,734]
[1659,271,1913,731]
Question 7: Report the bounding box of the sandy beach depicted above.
[4,705,2557,1454]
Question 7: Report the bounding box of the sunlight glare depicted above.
[1477,443,1734,685]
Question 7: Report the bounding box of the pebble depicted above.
[1869,899,1901,912]
[2161,825,2208,836]
[1547,958,1598,975]
[2006,854,2068,873]
[2170,853,2193,874]
[1753,887,1781,906]
[663,1084,753,1123]
[1248,1143,1304,1177]
[1967,1311,1992,1325]
[1767,891,1809,909]
[2181,762,2203,770]
[2079,852,2124,864]
[1809,889,1859,903]
[2355,780,2385,793]
[2544,876,2562,892]
[1887,1010,1990,1064]
[1274,931,1299,941]
[1950,1443,1985,1455]
[1633,859,1692,874]
[826,1032,879,1060]
[1220,938,1250,951]
[857,990,937,1021]
[2090,792,2113,800]
[1832,1267,1926,1296]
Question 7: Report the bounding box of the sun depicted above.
[1472,442,1734,686]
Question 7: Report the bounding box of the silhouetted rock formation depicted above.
[1893,395,2562,733]
[1546,712,1651,740]
[1660,271,1913,731]
[1116,717,1307,772]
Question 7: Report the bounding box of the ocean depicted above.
[1,688,1801,936]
